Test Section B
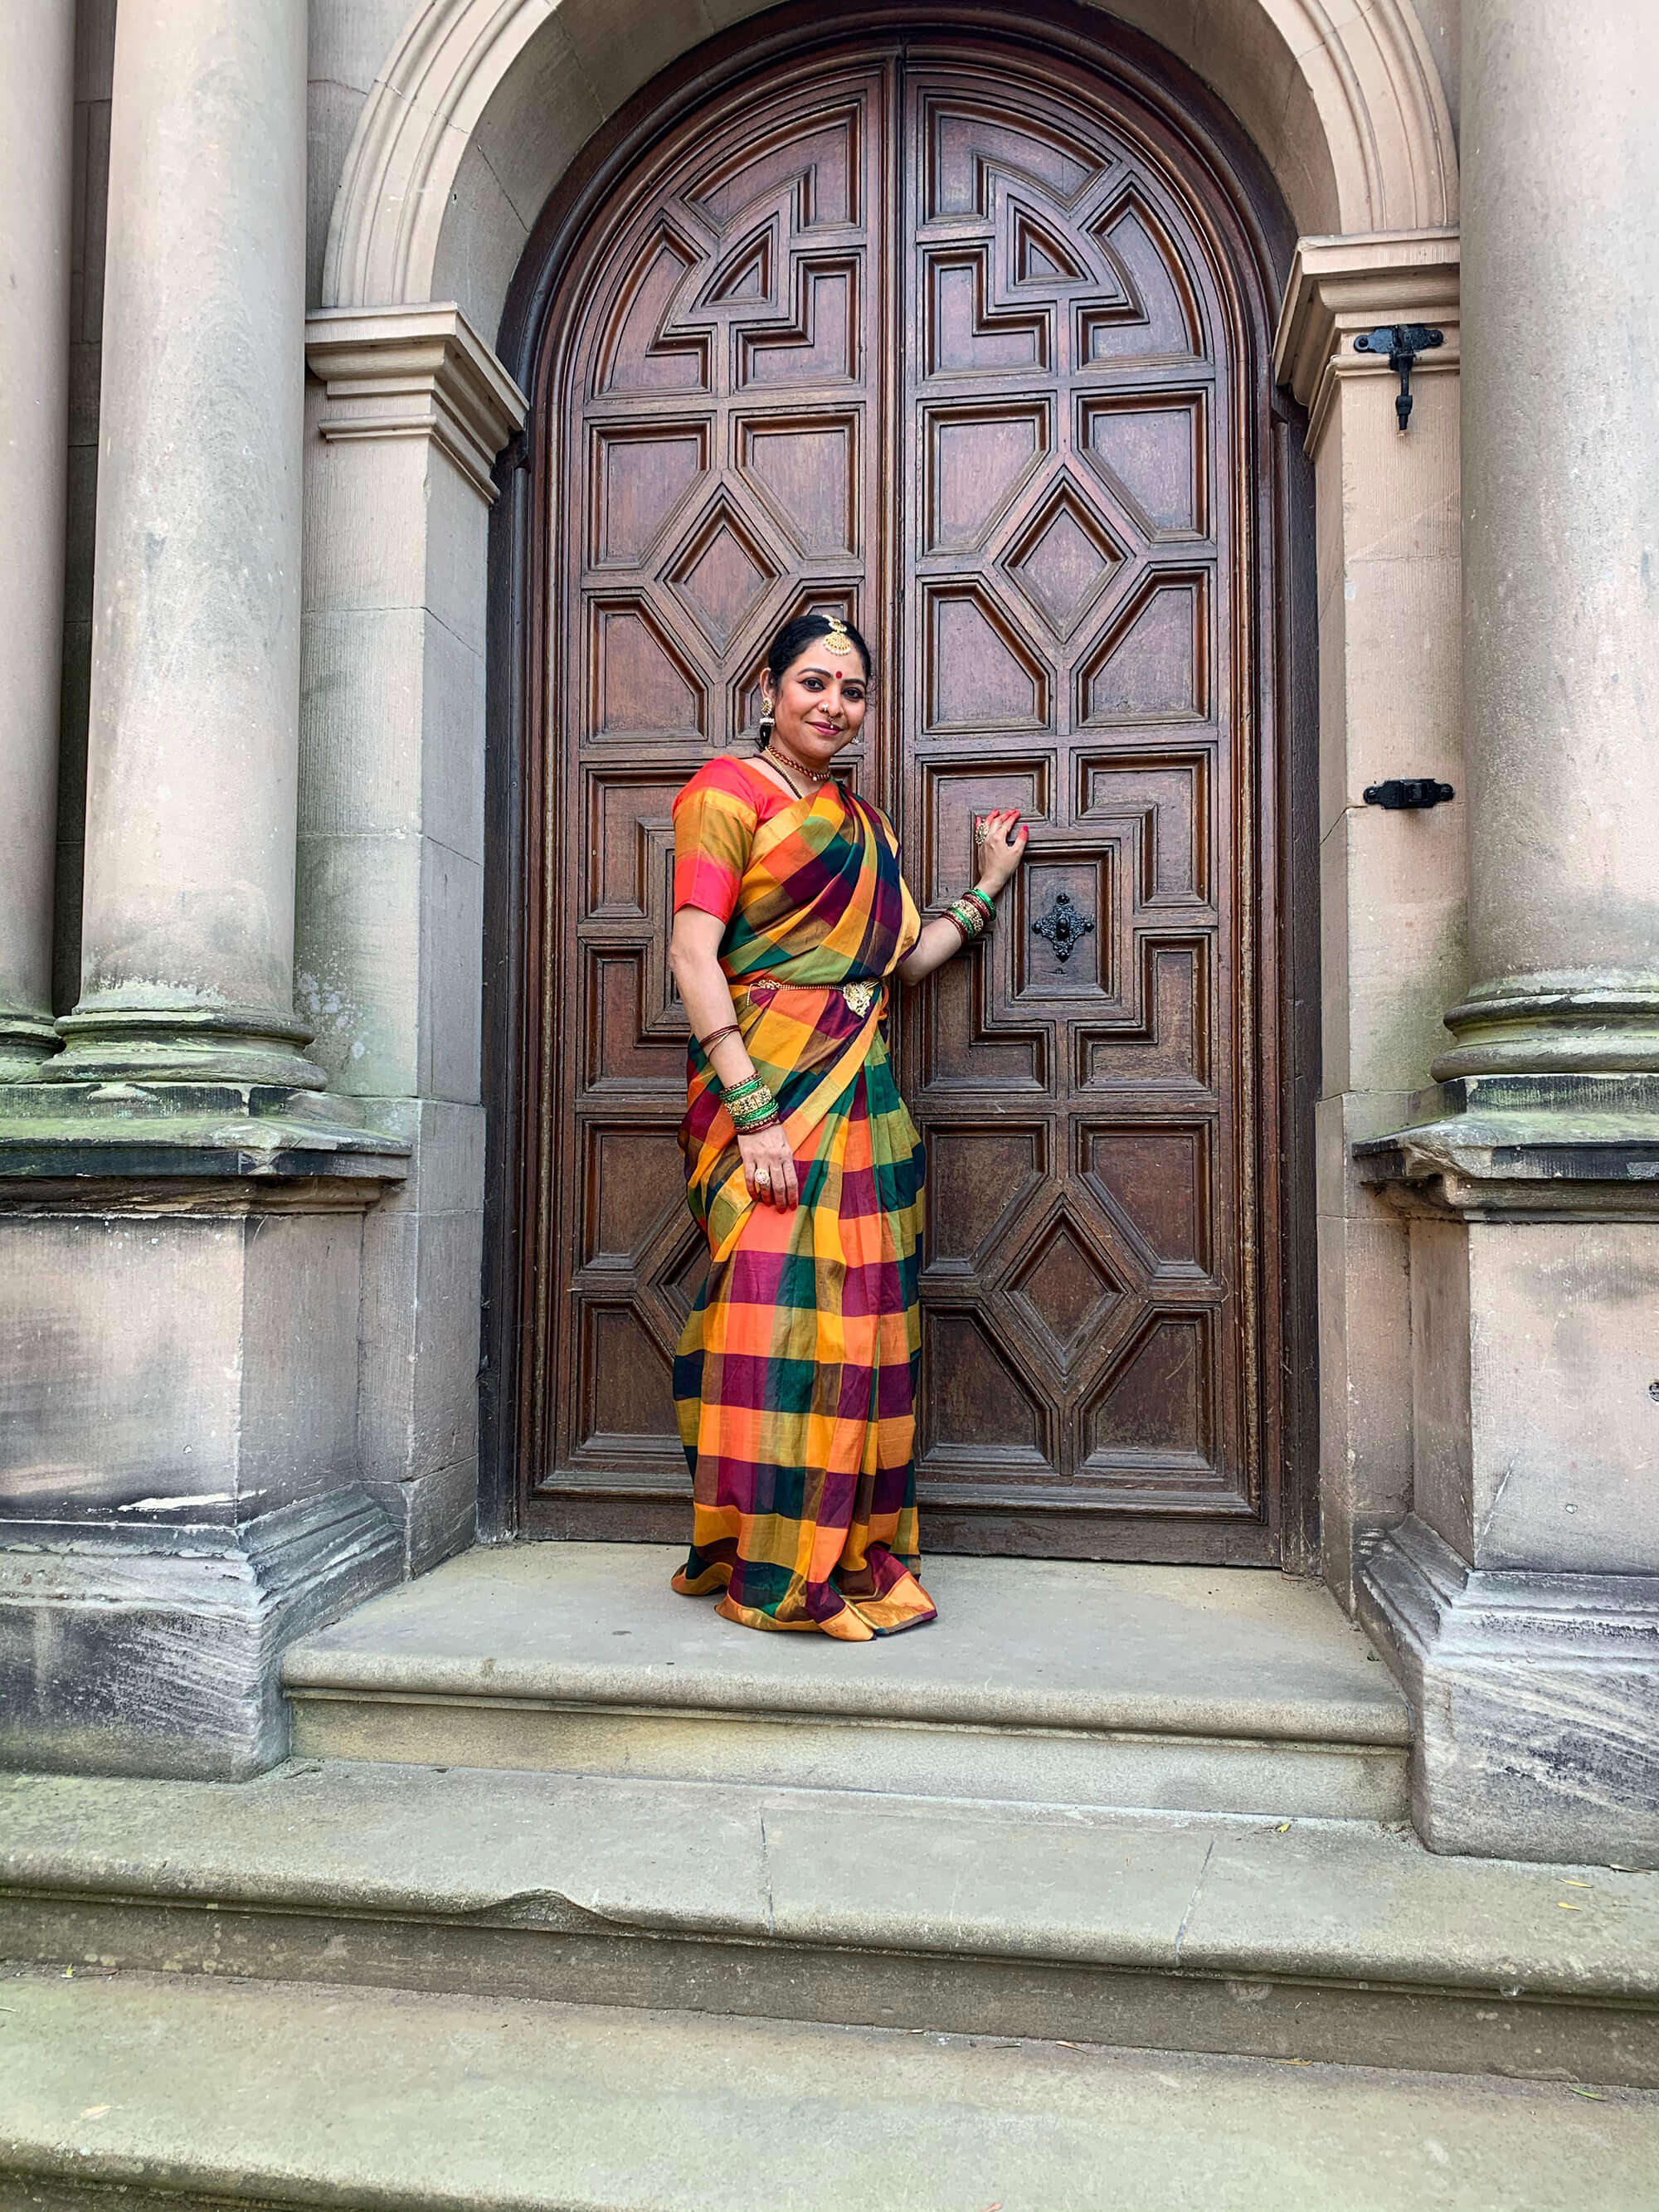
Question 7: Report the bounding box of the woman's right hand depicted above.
[738,1121,799,1210]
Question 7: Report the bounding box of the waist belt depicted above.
[742,977,883,1017]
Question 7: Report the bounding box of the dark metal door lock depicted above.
[1353,323,1444,430]
[1364,778,1455,810]
[1033,888,1094,963]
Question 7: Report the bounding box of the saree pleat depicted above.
[670,757,936,1636]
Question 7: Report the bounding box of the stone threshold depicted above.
[281,1544,1410,1822]
[4,1761,1658,2088]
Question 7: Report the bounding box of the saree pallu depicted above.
[671,761,937,1636]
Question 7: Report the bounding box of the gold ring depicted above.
[974,819,994,845]
[755,1167,771,1186]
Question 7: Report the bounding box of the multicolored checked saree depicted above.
[670,755,938,1638]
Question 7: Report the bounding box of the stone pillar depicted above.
[1272,231,1462,1609]
[1440,0,1659,1078]
[47,0,318,1088]
[0,4,75,1078]
[300,306,525,1574]
[1355,2,1659,1867]
[0,1,409,1782]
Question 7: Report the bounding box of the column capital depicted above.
[306,304,528,506]
[1273,227,1460,454]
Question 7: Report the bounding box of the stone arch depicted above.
[324,0,1457,343]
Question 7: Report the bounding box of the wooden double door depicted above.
[518,21,1302,1563]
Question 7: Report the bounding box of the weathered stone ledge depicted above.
[1355,1073,1659,1218]
[0,1078,409,1196]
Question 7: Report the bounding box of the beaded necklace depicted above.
[762,739,834,796]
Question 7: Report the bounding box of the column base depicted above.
[43,1003,328,1090]
[0,1010,61,1082]
[1355,1072,1659,1218]
[0,1077,411,1185]
[1357,1516,1659,1867]
[0,1140,411,1778]
[0,1490,400,1779]
[1434,976,1659,1079]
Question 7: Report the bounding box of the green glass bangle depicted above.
[727,1080,776,1126]
[722,1074,764,1103]
[965,885,997,919]
[731,1104,780,1133]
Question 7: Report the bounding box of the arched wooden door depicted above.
[514,18,1306,1563]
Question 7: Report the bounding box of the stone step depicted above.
[281,1544,1412,1823]
[5,1966,1659,2212]
[5,1762,1658,2088]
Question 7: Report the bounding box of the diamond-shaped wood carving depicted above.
[666,497,778,654]
[1004,480,1124,639]
[1010,1216,1125,1357]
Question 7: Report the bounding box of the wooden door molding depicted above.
[481,1,1318,1565]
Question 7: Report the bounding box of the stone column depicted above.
[48,0,319,1089]
[0,4,76,1078]
[0,0,408,1783]
[1440,0,1659,1077]
[1354,2,1659,1868]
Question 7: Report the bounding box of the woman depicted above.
[668,611,1027,1640]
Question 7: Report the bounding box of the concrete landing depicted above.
[6,1966,1658,2212]
[283,1544,1410,1821]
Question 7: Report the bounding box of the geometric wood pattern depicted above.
[544,62,884,1503]
[526,27,1289,1562]
[898,51,1252,1528]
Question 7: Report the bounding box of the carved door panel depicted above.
[538,61,891,1516]
[528,29,1287,1562]
[897,53,1265,1558]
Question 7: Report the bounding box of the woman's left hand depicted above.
[975,808,1029,895]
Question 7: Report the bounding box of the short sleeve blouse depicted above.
[671,756,794,925]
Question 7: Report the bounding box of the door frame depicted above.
[479,0,1320,1566]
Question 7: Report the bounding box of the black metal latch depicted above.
[1353,323,1444,430]
[1033,888,1095,964]
[1364,778,1455,810]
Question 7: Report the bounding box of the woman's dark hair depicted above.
[764,610,872,689]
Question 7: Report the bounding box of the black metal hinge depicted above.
[1364,778,1455,810]
[1354,323,1444,430]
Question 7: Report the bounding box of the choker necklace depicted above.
[764,740,835,790]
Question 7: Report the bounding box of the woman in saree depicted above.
[668,610,1027,1641]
